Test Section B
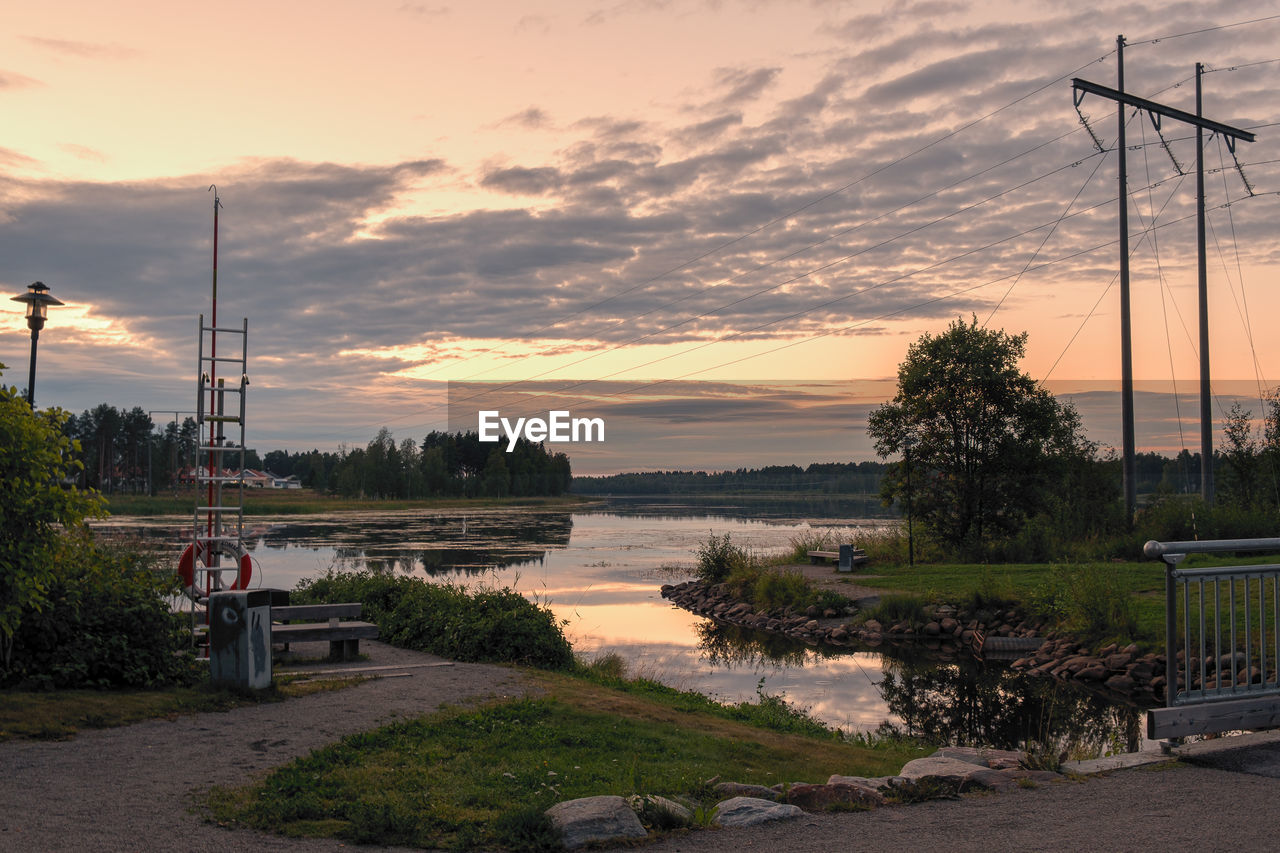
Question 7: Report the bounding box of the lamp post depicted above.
[9,281,64,407]
[902,435,915,567]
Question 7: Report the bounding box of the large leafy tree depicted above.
[868,317,1095,554]
[0,366,104,668]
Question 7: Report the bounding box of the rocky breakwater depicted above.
[659,579,1047,652]
[1009,639,1169,704]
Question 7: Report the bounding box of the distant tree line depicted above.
[572,462,891,495]
[329,428,571,498]
[58,405,570,498]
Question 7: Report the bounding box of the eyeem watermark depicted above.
[478,410,605,451]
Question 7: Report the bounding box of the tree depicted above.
[0,366,104,668]
[1220,401,1261,506]
[867,318,1095,555]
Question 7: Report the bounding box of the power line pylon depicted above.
[1073,35,1256,521]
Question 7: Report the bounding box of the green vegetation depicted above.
[851,559,1164,650]
[694,532,754,583]
[293,572,575,670]
[869,317,1120,560]
[696,534,850,613]
[62,398,572,499]
[2,537,197,689]
[209,665,927,850]
[0,674,361,742]
[1,369,106,672]
[572,461,889,495]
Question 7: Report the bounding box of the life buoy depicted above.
[177,540,253,601]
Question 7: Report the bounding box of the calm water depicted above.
[94,498,1148,755]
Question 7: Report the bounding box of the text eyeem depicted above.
[478,410,605,451]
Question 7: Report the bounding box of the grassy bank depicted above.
[0,674,360,741]
[102,490,595,516]
[208,664,928,850]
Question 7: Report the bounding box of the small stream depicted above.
[94,496,1150,757]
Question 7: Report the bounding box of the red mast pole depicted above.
[206,188,221,580]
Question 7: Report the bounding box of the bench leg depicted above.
[327,639,361,661]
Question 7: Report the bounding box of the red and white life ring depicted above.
[177,540,253,601]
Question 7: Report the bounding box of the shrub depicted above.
[1,370,105,669]
[862,593,928,628]
[695,533,751,583]
[2,535,196,689]
[293,571,574,670]
[1028,564,1138,646]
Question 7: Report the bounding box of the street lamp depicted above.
[9,281,64,407]
[901,434,915,567]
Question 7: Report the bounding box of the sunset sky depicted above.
[3,1,1280,473]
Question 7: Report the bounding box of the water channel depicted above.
[94,496,1150,757]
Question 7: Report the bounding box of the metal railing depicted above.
[1144,538,1280,710]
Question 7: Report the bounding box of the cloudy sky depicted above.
[3,1,1280,473]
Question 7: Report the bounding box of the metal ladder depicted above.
[190,314,249,646]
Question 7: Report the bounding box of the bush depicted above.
[862,593,929,628]
[1028,564,1138,646]
[293,571,574,670]
[2,536,195,689]
[695,533,752,583]
[1,369,104,668]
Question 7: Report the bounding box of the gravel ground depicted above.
[5,640,1280,852]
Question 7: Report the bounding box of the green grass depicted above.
[0,674,360,741]
[102,491,594,517]
[847,560,1168,650]
[208,670,929,850]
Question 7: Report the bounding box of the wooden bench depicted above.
[808,546,868,571]
[271,603,380,661]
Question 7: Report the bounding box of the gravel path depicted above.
[6,640,1280,852]
[0,641,531,852]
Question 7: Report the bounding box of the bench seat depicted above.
[271,602,379,661]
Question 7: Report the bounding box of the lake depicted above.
[93,496,1148,756]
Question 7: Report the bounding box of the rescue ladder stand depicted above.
[188,314,250,650]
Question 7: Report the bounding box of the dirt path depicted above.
[788,562,895,604]
[0,641,531,852]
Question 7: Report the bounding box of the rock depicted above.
[1076,664,1107,681]
[898,755,990,786]
[628,794,693,826]
[934,746,1023,770]
[712,782,779,801]
[1104,674,1136,693]
[923,621,942,636]
[712,797,804,827]
[940,617,959,632]
[546,795,648,849]
[864,619,882,633]
[787,782,885,811]
[1104,652,1133,670]
[827,774,893,787]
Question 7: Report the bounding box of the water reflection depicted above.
[692,618,1145,755]
[877,652,1144,755]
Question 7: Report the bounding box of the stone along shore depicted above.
[660,579,1173,704]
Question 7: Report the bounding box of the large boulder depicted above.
[712,797,804,827]
[546,795,647,849]
[787,782,885,811]
[712,781,779,801]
